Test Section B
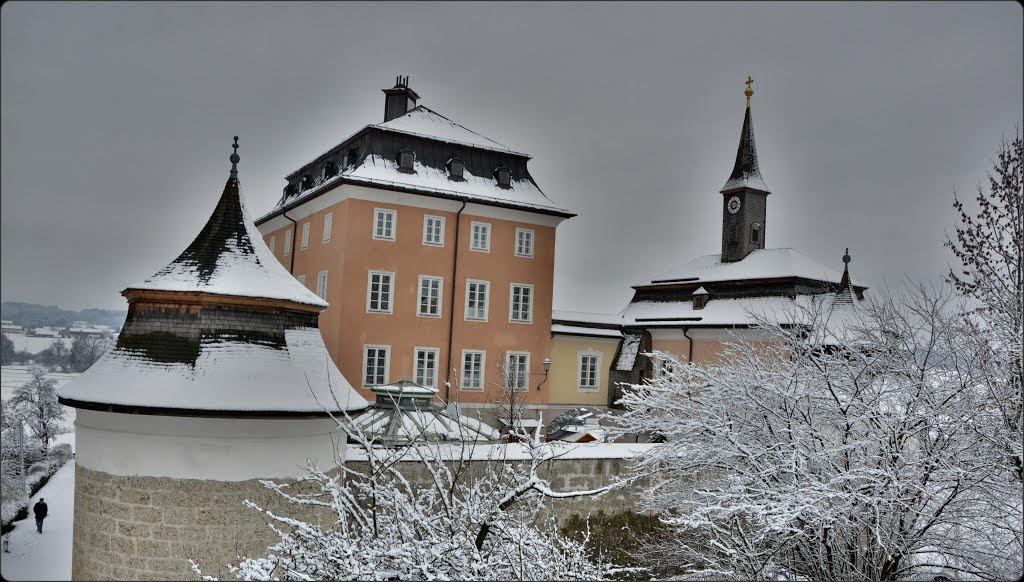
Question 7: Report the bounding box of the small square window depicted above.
[515,228,534,258]
[374,209,396,240]
[470,222,491,252]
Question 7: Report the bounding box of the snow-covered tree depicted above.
[191,414,625,581]
[946,128,1023,484]
[6,368,68,448]
[0,401,29,525]
[36,338,72,372]
[607,284,1022,580]
[69,334,112,373]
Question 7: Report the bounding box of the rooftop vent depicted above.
[397,148,416,173]
[447,156,464,181]
[494,165,511,189]
[382,75,420,122]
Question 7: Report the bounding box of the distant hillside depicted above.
[0,302,127,330]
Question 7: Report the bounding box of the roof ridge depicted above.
[412,105,510,150]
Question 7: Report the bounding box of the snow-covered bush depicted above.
[607,283,1023,580]
[191,419,625,581]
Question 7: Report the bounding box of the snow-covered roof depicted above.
[622,291,866,333]
[129,173,327,308]
[615,333,643,371]
[352,398,500,444]
[641,248,867,288]
[551,310,624,327]
[551,324,622,338]
[58,327,368,413]
[374,106,527,157]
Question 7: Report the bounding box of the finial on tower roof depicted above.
[837,247,853,299]
[843,248,851,264]
[744,75,754,108]
[229,136,240,176]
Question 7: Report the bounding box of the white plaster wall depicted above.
[74,409,347,481]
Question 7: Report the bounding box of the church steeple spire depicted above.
[720,77,771,263]
[721,77,769,196]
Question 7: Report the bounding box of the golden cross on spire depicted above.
[744,75,754,107]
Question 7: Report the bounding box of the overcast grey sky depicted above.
[2,1,1021,313]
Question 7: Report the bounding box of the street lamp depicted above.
[536,358,551,391]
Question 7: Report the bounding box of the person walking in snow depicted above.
[33,498,48,534]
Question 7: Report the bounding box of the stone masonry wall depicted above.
[72,464,335,581]
[73,456,650,580]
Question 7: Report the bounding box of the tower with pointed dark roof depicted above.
[721,76,770,263]
[57,138,368,581]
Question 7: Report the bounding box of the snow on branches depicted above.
[607,284,1023,580]
[191,416,624,581]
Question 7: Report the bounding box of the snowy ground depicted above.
[2,366,78,582]
[1,462,74,581]
[3,334,71,356]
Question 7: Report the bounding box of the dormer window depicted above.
[322,161,338,180]
[300,175,314,191]
[751,223,761,244]
[284,184,298,198]
[494,165,511,188]
[447,156,464,181]
[345,148,358,168]
[692,286,709,310]
[397,148,416,173]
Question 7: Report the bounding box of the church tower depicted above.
[720,76,770,263]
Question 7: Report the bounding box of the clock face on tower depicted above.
[727,196,742,214]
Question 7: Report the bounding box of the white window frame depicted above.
[284,230,292,256]
[414,347,440,388]
[301,222,311,250]
[654,353,681,380]
[577,350,602,392]
[363,345,391,388]
[316,270,328,300]
[464,279,490,321]
[509,283,534,324]
[515,228,535,258]
[470,221,491,252]
[296,274,306,287]
[505,352,531,392]
[417,275,443,318]
[423,215,445,247]
[323,212,333,243]
[269,235,276,254]
[461,350,486,392]
[373,208,397,241]
[366,270,395,314]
